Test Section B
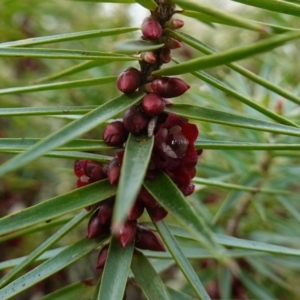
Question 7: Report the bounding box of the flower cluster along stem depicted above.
[72,0,203,270]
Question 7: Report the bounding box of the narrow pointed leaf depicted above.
[0,47,137,60]
[0,210,91,288]
[0,92,145,176]
[193,177,290,195]
[40,280,96,300]
[212,171,259,224]
[0,179,116,236]
[167,288,197,300]
[0,237,107,300]
[97,238,134,300]
[153,31,300,76]
[173,0,266,32]
[154,220,211,300]
[195,140,300,151]
[233,0,300,17]
[0,76,117,95]
[276,196,300,224]
[131,251,171,300]
[166,104,300,137]
[113,134,154,226]
[218,267,231,300]
[0,27,139,48]
[70,0,134,2]
[114,39,164,54]
[144,172,224,260]
[135,0,157,10]
[168,30,300,106]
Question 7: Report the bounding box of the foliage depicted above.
[1,0,300,299]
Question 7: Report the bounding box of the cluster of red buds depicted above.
[74,2,203,270]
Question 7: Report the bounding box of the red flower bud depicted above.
[138,187,157,208]
[128,200,145,221]
[144,77,190,98]
[98,198,114,224]
[166,19,184,29]
[148,205,168,222]
[87,212,109,238]
[117,220,137,248]
[159,48,172,64]
[162,37,182,49]
[135,225,165,252]
[179,183,195,196]
[85,161,107,182]
[141,93,165,117]
[123,106,149,134]
[141,51,156,64]
[117,67,141,93]
[76,175,89,188]
[141,17,163,40]
[74,160,87,177]
[102,121,129,147]
[96,244,109,270]
[107,158,121,185]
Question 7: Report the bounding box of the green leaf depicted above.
[97,238,134,300]
[173,58,297,127]
[0,138,112,151]
[172,0,267,32]
[0,210,91,288]
[135,0,157,10]
[195,139,300,151]
[70,0,134,2]
[113,134,154,226]
[276,196,300,224]
[144,172,224,260]
[168,30,300,106]
[166,104,300,137]
[41,280,96,300]
[193,177,290,195]
[0,47,138,60]
[218,267,231,300]
[233,0,300,17]
[0,92,145,176]
[167,288,196,300]
[0,180,116,236]
[212,171,259,224]
[154,220,211,300]
[114,39,164,54]
[153,31,300,76]
[0,27,139,48]
[131,251,171,300]
[0,76,117,95]
[0,237,107,300]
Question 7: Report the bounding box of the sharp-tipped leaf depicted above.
[154,220,211,300]
[0,180,116,236]
[0,27,139,48]
[0,237,107,300]
[114,39,164,54]
[135,0,157,10]
[113,134,153,226]
[153,31,300,76]
[167,288,197,300]
[131,251,171,300]
[0,92,145,176]
[0,76,117,95]
[97,238,134,300]
[166,104,300,137]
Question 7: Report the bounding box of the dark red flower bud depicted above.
[98,198,114,224]
[141,17,163,40]
[74,160,87,177]
[148,205,168,222]
[123,106,149,134]
[85,161,107,182]
[96,244,109,270]
[138,187,157,208]
[166,19,184,29]
[102,121,129,147]
[141,93,165,117]
[179,183,195,196]
[87,212,109,238]
[141,51,156,64]
[196,149,203,156]
[76,175,89,188]
[107,158,121,185]
[161,37,182,49]
[159,48,172,64]
[117,220,137,248]
[135,225,165,252]
[128,200,144,221]
[144,77,190,98]
[117,67,141,93]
